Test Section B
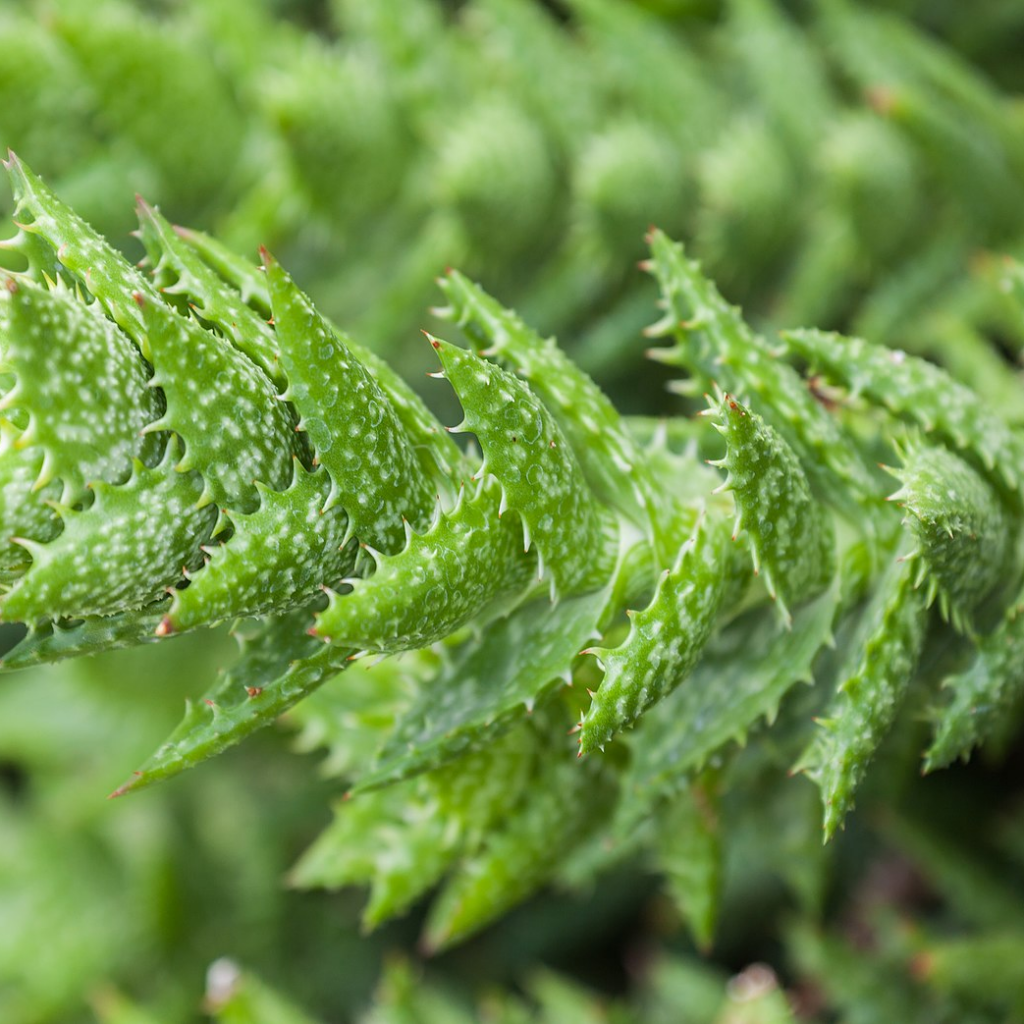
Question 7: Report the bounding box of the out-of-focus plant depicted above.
[4,0,1024,379]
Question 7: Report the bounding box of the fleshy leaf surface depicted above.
[313,480,536,653]
[179,225,465,488]
[0,604,168,671]
[114,606,352,795]
[799,554,929,839]
[422,718,616,952]
[1,437,215,622]
[783,326,1024,497]
[580,511,737,752]
[292,723,537,930]
[432,335,617,596]
[0,433,61,550]
[135,198,284,387]
[437,271,666,551]
[926,591,1024,770]
[0,277,162,505]
[166,461,356,632]
[621,575,842,824]
[354,583,613,792]
[137,294,297,512]
[645,230,881,511]
[708,391,835,621]
[4,153,161,352]
[890,443,1012,629]
[265,253,438,550]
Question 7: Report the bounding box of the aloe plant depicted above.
[1,150,1023,993]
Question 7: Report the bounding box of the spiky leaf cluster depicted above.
[2,160,1024,963]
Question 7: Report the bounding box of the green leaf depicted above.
[783,327,1024,499]
[289,780,454,926]
[580,512,737,752]
[1,436,216,623]
[0,604,168,672]
[136,293,297,512]
[90,987,165,1024]
[432,335,617,597]
[0,430,61,550]
[264,253,439,550]
[171,225,272,316]
[799,554,929,839]
[925,592,1024,770]
[915,932,1024,1012]
[436,271,666,552]
[422,715,617,952]
[889,442,1013,630]
[288,652,422,780]
[707,391,835,622]
[709,966,796,1024]
[313,479,536,654]
[293,723,537,930]
[786,922,926,1024]
[113,606,352,795]
[178,227,465,488]
[135,198,283,387]
[655,780,721,952]
[166,460,356,633]
[358,959,479,1024]
[621,575,842,827]
[0,276,162,505]
[5,153,162,353]
[645,230,881,513]
[354,582,615,792]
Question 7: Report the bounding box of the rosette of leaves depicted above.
[2,158,1024,959]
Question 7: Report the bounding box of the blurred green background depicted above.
[2,0,1024,1021]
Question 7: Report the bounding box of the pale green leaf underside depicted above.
[800,555,928,839]
[621,575,843,828]
[354,584,612,793]
[114,606,352,796]
[0,604,168,671]
[926,592,1024,770]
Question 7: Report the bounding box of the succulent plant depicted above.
[2,156,1023,977]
